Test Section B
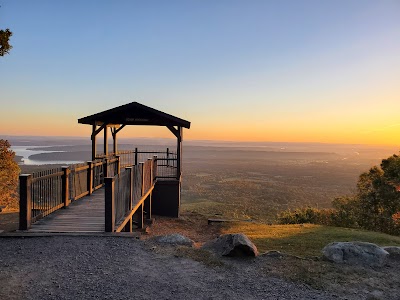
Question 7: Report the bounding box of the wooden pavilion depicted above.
[78,101,191,217]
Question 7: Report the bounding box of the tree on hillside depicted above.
[331,154,400,234]
[0,140,20,209]
[0,28,12,56]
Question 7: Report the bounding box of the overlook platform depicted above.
[19,102,190,233]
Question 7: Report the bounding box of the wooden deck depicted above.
[29,188,105,233]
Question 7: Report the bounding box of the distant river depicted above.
[11,146,83,165]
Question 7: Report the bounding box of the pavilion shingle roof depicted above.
[78,102,190,129]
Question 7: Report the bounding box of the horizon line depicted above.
[2,134,399,148]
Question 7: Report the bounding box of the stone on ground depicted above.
[202,233,258,257]
[322,241,389,267]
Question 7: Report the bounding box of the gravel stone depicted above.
[0,236,339,300]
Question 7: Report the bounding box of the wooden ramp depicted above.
[29,188,105,233]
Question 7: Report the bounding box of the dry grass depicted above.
[220,222,400,257]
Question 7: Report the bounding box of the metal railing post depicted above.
[19,174,32,230]
[62,166,70,208]
[166,147,170,167]
[105,177,115,232]
[134,148,138,165]
[152,155,157,183]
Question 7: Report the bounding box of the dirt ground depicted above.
[1,212,399,299]
[143,213,400,300]
[0,211,19,233]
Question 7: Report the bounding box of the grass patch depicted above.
[220,222,400,257]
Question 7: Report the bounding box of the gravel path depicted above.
[0,236,342,300]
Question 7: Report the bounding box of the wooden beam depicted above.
[167,125,179,138]
[115,124,126,134]
[92,123,107,137]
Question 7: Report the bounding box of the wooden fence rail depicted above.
[19,149,174,231]
[19,157,120,230]
[105,157,157,232]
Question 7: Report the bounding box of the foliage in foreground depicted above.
[0,28,12,56]
[278,153,400,235]
[0,140,20,209]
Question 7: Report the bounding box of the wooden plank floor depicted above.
[29,188,105,233]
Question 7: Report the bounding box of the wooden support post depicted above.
[116,155,121,175]
[105,177,115,232]
[124,167,133,232]
[177,126,182,180]
[19,174,32,230]
[134,162,145,228]
[134,147,138,165]
[104,158,109,178]
[140,162,145,196]
[104,125,108,157]
[166,125,182,180]
[87,161,93,195]
[112,128,117,155]
[112,124,125,155]
[133,203,144,229]
[62,167,70,208]
[91,124,97,161]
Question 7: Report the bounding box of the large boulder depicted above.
[322,242,389,267]
[153,234,194,247]
[202,233,258,257]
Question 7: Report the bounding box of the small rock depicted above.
[202,233,258,257]
[322,241,389,267]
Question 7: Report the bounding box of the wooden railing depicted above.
[19,157,120,230]
[105,157,157,232]
[19,148,176,231]
[97,148,178,179]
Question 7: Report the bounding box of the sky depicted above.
[0,1,399,145]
